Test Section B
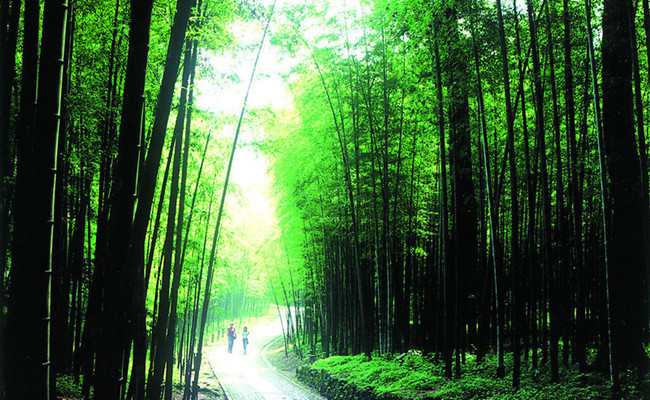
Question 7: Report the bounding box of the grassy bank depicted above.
[303,351,649,400]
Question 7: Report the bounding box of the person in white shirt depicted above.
[242,326,250,355]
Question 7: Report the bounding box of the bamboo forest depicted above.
[1,0,650,398]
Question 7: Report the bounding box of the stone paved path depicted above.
[208,316,325,400]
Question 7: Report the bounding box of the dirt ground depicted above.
[262,336,312,378]
[171,362,227,400]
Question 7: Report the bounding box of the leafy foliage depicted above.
[55,375,88,398]
[308,352,650,399]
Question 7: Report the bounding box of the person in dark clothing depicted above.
[227,322,236,353]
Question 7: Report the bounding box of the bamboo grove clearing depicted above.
[0,0,649,398]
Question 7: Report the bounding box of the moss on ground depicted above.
[303,351,650,400]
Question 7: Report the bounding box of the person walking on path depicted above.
[242,326,250,355]
[227,322,237,353]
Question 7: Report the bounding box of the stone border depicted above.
[296,366,406,400]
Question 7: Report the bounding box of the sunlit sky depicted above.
[193,0,366,254]
[194,4,295,192]
[193,1,298,254]
[195,0,366,118]
[195,23,293,115]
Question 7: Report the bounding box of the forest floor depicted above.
[262,335,313,381]
[300,351,650,400]
[169,357,228,400]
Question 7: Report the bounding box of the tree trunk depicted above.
[94,0,153,398]
[564,0,586,372]
[311,39,371,358]
[586,0,617,386]
[431,19,452,378]
[630,0,650,334]
[51,2,76,382]
[495,0,511,379]
[129,0,195,291]
[0,4,20,349]
[163,36,196,400]
[526,0,555,379]
[547,4,564,380]
[147,120,183,399]
[182,185,213,400]
[129,2,194,395]
[6,0,67,398]
[601,0,649,371]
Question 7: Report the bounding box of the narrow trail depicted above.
[207,316,326,400]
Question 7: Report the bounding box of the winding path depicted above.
[207,317,326,400]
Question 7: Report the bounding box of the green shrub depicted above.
[303,350,650,400]
[56,374,84,398]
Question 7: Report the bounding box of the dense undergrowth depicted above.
[55,374,86,398]
[302,351,650,400]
